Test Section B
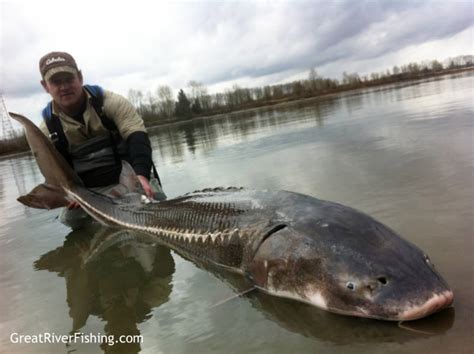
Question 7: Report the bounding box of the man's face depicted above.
[41,72,84,110]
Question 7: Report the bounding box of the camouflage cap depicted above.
[39,51,79,81]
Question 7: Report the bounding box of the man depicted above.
[39,51,165,228]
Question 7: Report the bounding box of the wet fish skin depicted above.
[65,180,454,321]
[11,112,454,321]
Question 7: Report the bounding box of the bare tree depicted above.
[187,81,208,101]
[187,80,210,112]
[156,85,175,119]
[145,90,158,115]
[128,89,143,108]
[128,89,145,115]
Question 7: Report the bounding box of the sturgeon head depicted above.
[249,195,453,321]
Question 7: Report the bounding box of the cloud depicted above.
[1,0,472,123]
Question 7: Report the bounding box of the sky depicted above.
[1,0,473,128]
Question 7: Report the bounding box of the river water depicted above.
[0,72,472,353]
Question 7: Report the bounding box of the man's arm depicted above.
[103,90,156,198]
[127,131,155,198]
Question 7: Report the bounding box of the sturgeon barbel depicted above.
[10,112,454,321]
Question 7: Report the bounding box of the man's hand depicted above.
[137,175,154,199]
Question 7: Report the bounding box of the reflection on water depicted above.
[251,293,455,344]
[28,224,456,353]
[34,225,175,353]
[148,95,339,162]
[192,261,455,345]
[148,74,470,165]
[0,72,472,353]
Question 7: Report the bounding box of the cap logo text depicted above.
[45,57,66,65]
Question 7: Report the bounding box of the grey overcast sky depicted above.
[1,0,473,124]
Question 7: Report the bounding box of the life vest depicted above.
[42,85,115,162]
[42,85,160,188]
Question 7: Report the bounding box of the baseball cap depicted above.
[39,51,79,81]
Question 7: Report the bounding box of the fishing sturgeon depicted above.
[10,112,454,321]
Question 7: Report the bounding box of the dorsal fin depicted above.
[119,161,145,194]
[185,187,245,196]
[104,160,145,199]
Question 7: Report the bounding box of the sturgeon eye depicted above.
[346,282,355,290]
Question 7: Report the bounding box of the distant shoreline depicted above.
[0,149,31,161]
[2,67,473,158]
[145,67,474,130]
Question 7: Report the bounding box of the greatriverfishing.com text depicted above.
[10,332,143,346]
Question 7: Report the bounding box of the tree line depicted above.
[128,56,473,127]
[0,130,28,156]
[1,55,472,156]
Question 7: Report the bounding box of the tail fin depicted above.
[9,112,83,209]
[10,113,149,210]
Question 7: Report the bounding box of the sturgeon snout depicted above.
[398,290,454,321]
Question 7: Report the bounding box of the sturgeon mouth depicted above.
[397,290,454,321]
